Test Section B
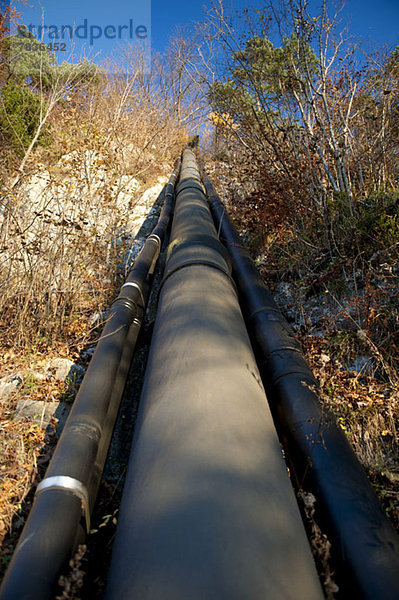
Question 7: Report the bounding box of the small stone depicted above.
[0,374,23,399]
[16,399,56,422]
[48,358,85,383]
[15,399,71,435]
[81,346,96,360]
[346,355,376,377]
[301,492,316,509]
[88,312,101,326]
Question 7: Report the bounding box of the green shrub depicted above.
[358,193,399,250]
[325,192,398,257]
[0,82,50,158]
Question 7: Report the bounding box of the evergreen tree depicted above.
[0,82,49,158]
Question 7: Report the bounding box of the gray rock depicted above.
[81,346,96,360]
[15,399,71,436]
[273,282,296,306]
[345,355,376,377]
[87,311,109,327]
[0,374,23,398]
[48,358,85,384]
[15,399,54,421]
[88,312,102,326]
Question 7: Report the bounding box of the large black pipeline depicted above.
[0,161,180,600]
[202,171,399,599]
[104,149,324,600]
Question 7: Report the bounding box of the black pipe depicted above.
[0,161,180,600]
[104,149,324,600]
[202,170,399,599]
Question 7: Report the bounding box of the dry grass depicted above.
[0,349,74,544]
[0,401,46,541]
[56,545,87,600]
[298,490,339,600]
[0,48,190,350]
[0,391,56,577]
[300,332,399,530]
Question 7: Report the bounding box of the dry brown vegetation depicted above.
[0,41,197,348]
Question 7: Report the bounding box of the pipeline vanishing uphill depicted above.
[0,162,180,600]
[104,149,324,599]
[1,148,399,600]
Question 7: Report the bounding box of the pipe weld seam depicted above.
[159,260,237,295]
[268,369,318,388]
[36,475,91,532]
[260,346,305,361]
[248,306,285,321]
[176,182,205,195]
[167,237,232,270]
[110,297,138,314]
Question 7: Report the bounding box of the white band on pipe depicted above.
[121,282,145,306]
[36,475,91,532]
[147,233,161,246]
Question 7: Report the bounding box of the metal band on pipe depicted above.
[121,282,145,306]
[36,476,91,532]
[146,233,161,246]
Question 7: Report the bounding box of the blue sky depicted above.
[11,0,399,62]
[153,0,399,53]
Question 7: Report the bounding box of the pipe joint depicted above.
[159,259,236,295]
[110,296,138,315]
[120,281,145,307]
[36,476,91,532]
[146,233,161,247]
[269,368,318,388]
[175,180,205,196]
[166,235,232,271]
